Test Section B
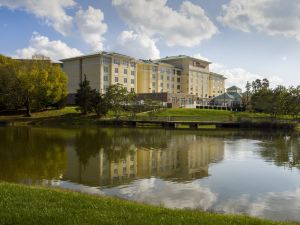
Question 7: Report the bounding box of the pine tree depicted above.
[75,75,94,115]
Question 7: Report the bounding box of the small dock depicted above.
[99,120,241,129]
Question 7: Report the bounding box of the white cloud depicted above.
[15,32,82,61]
[104,178,217,210]
[281,56,287,61]
[115,30,160,59]
[0,0,76,35]
[75,6,108,51]
[112,0,218,47]
[210,63,283,89]
[215,188,300,222]
[219,0,300,41]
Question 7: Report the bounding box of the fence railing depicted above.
[119,116,295,123]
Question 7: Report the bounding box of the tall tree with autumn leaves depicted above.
[0,55,67,116]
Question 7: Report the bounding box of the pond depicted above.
[0,127,300,222]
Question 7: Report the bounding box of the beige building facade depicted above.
[61,52,226,107]
[159,55,226,104]
[61,52,137,95]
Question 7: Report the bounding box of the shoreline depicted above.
[0,107,299,131]
[0,182,297,225]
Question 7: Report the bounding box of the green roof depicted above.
[213,92,242,101]
[227,85,242,91]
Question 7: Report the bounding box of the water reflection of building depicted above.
[63,136,224,187]
[137,136,224,180]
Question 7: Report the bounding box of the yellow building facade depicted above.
[61,52,137,94]
[137,60,182,94]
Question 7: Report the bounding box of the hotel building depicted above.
[159,55,226,105]
[61,52,226,106]
[61,52,138,96]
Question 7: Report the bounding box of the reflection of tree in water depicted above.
[259,134,300,169]
[0,127,67,182]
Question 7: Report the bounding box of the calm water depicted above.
[0,127,300,222]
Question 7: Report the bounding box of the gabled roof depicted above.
[138,59,182,70]
[213,93,235,100]
[227,92,242,100]
[158,55,212,64]
[209,72,227,80]
[212,92,242,101]
[227,85,242,91]
[60,51,136,62]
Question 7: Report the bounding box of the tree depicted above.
[242,81,252,111]
[251,88,274,114]
[126,92,139,118]
[75,75,94,115]
[105,84,130,119]
[272,86,289,116]
[287,86,300,118]
[252,79,262,93]
[91,90,109,118]
[262,78,270,89]
[0,55,67,116]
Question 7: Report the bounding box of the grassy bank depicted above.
[147,108,294,122]
[0,183,296,225]
[0,107,298,128]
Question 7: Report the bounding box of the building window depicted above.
[152,82,156,87]
[177,85,180,89]
[166,69,171,74]
[167,76,170,81]
[104,76,108,81]
[104,66,109,73]
[177,78,180,82]
[103,57,110,65]
[171,77,174,82]
[131,70,135,76]
[160,67,165,73]
[152,67,158,72]
[130,88,135,92]
[124,69,127,74]
[130,62,135,67]
[131,79,135,84]
[124,60,129,66]
[160,83,163,87]
[115,77,118,82]
[124,78,127,83]
[167,84,170,89]
[114,59,120,65]
[115,68,119,74]
[152,74,156,79]
[160,75,163,80]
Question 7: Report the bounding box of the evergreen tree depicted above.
[75,75,94,115]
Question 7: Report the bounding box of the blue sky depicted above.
[0,0,300,88]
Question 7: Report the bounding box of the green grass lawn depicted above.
[0,183,297,225]
[147,108,294,122]
[0,107,296,126]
